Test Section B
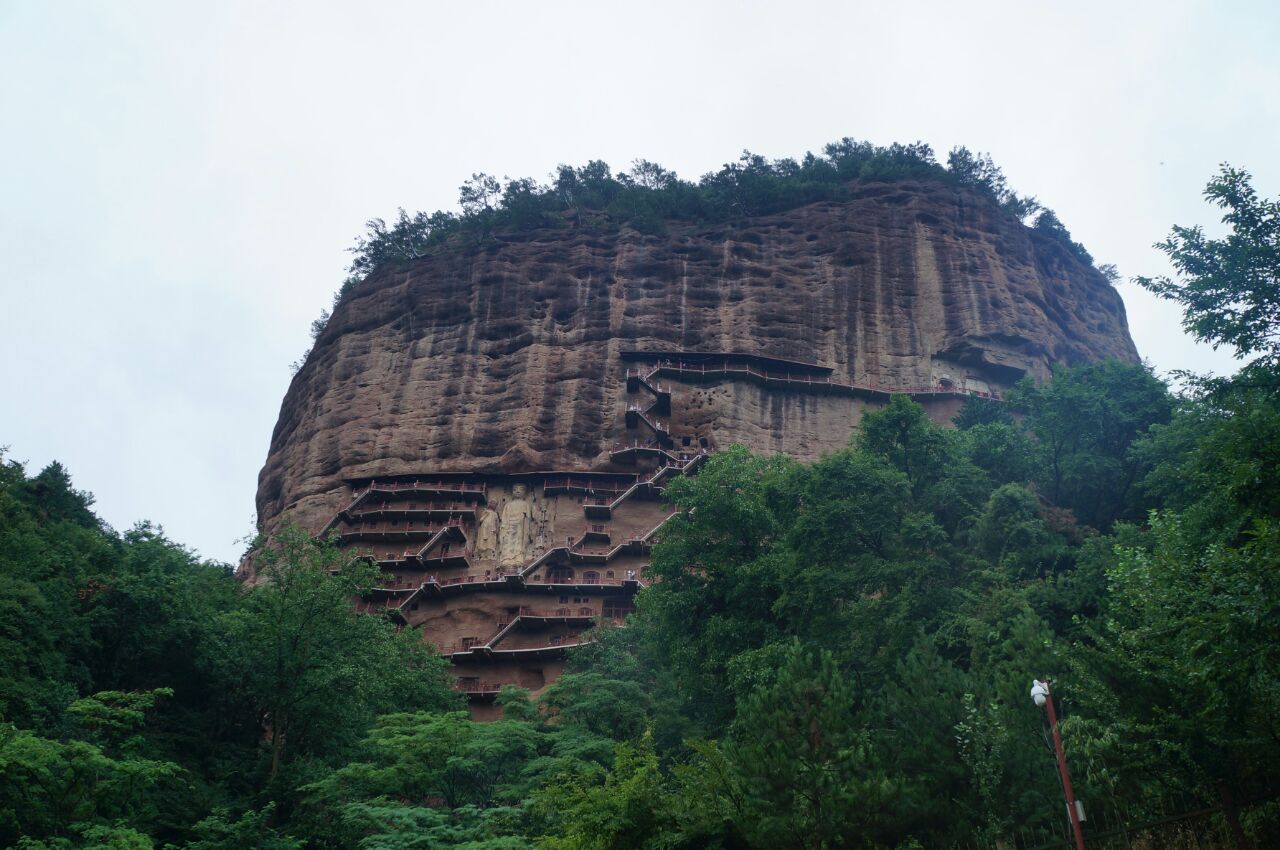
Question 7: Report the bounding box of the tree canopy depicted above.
[4,164,1279,848]
[1137,166,1280,374]
[325,140,1094,317]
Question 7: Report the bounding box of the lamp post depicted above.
[1031,679,1086,850]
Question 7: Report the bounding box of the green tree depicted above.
[0,697,181,846]
[686,641,892,850]
[532,734,676,850]
[298,710,555,850]
[957,419,1037,487]
[1137,166,1280,373]
[303,710,541,810]
[539,673,649,742]
[16,823,156,850]
[952,396,1015,430]
[1010,361,1172,530]
[204,527,457,782]
[866,639,974,845]
[178,804,300,850]
[969,484,1070,580]
[0,455,106,726]
[643,447,797,727]
[946,146,1041,220]
[1081,514,1280,830]
[458,173,502,218]
[1137,386,1280,544]
[857,395,954,497]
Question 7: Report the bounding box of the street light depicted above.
[1030,678,1086,850]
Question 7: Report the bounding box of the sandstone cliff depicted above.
[257,179,1138,534]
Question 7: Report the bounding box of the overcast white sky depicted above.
[2,1,1277,563]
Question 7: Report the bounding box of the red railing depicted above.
[543,475,635,495]
[526,575,633,587]
[438,574,486,586]
[449,607,601,653]
[640,359,1004,400]
[341,518,470,539]
[626,369,672,394]
[374,578,424,590]
[609,442,707,462]
[355,480,487,498]
[420,547,471,563]
[352,502,476,517]
[517,606,595,619]
[452,680,507,694]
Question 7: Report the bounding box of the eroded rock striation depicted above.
[254,178,1137,713]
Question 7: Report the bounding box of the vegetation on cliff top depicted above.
[3,168,1278,848]
[355,139,1096,273]
[291,140,1099,369]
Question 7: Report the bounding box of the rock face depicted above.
[254,178,1138,714]
[258,179,1136,534]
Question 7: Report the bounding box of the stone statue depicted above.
[498,484,532,569]
[474,506,499,562]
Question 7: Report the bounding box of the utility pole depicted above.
[1031,679,1087,850]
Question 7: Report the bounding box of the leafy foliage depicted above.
[0,458,458,848]
[332,140,1087,306]
[296,139,1102,373]
[1138,165,1280,371]
[701,641,893,850]
[204,527,458,782]
[1008,360,1173,530]
[6,347,1279,846]
[6,164,1280,848]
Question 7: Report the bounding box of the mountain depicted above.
[254,176,1138,713]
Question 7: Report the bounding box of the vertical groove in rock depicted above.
[257,180,1138,535]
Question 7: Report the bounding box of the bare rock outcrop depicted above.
[256,179,1137,535]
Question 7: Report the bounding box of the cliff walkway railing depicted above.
[544,475,637,497]
[625,405,670,440]
[625,370,672,416]
[351,427,697,634]
[348,503,476,521]
[322,499,477,537]
[351,479,488,501]
[451,680,506,696]
[445,606,605,656]
[582,458,685,517]
[369,570,647,598]
[447,639,588,658]
[339,516,467,542]
[625,369,672,397]
[517,529,661,578]
[608,442,710,467]
[634,359,1003,403]
[346,524,471,570]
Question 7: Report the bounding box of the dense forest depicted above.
[2,167,1277,849]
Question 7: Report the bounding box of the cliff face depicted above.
[257,179,1138,534]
